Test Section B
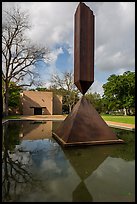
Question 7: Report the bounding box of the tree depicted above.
[102,71,135,115]
[121,71,135,115]
[8,82,23,114]
[35,87,48,92]
[102,74,120,113]
[85,92,103,113]
[50,71,80,113]
[2,6,49,116]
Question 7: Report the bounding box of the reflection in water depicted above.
[111,128,135,161]
[62,128,135,202]
[85,157,135,202]
[2,120,135,202]
[73,181,93,202]
[2,122,33,202]
[63,145,112,180]
[20,121,53,140]
[62,146,112,202]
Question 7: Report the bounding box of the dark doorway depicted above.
[34,108,42,115]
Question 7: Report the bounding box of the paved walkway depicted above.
[2,115,135,131]
[106,121,135,131]
[19,115,66,121]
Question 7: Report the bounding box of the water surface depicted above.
[2,120,135,202]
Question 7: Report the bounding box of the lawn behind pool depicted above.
[2,115,21,119]
[101,115,135,125]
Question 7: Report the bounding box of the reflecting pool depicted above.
[2,120,135,202]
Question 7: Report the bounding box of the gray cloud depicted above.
[2,2,134,70]
[2,2,135,94]
[87,2,135,71]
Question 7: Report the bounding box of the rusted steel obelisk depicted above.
[74,2,94,94]
[53,2,124,147]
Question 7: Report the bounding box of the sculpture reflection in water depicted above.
[63,145,112,202]
[62,128,135,202]
[2,121,134,202]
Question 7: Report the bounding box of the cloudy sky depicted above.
[2,2,135,96]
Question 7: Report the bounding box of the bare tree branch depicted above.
[50,71,80,113]
[2,6,50,116]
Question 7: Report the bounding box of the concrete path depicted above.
[106,121,135,131]
[19,115,66,121]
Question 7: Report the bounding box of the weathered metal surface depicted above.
[52,3,124,147]
[53,96,124,147]
[74,2,94,94]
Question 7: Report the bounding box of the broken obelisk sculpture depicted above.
[74,2,94,94]
[53,2,124,147]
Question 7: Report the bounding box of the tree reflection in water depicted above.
[2,122,33,202]
[2,121,135,202]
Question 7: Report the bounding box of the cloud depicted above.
[87,80,104,96]
[89,2,135,71]
[2,2,135,95]
[46,47,64,76]
[2,2,135,67]
[36,47,64,84]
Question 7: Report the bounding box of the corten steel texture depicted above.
[53,96,124,147]
[74,2,94,94]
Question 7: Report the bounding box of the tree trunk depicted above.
[3,85,9,117]
[129,108,133,115]
[123,108,127,116]
[127,109,130,116]
[69,105,72,113]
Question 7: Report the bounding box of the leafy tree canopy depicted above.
[8,82,23,108]
[85,92,103,113]
[102,71,135,115]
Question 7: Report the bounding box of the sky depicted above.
[2,2,135,96]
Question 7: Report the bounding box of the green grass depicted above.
[101,115,135,125]
[2,115,21,120]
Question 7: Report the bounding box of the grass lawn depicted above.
[2,115,21,120]
[101,115,135,125]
